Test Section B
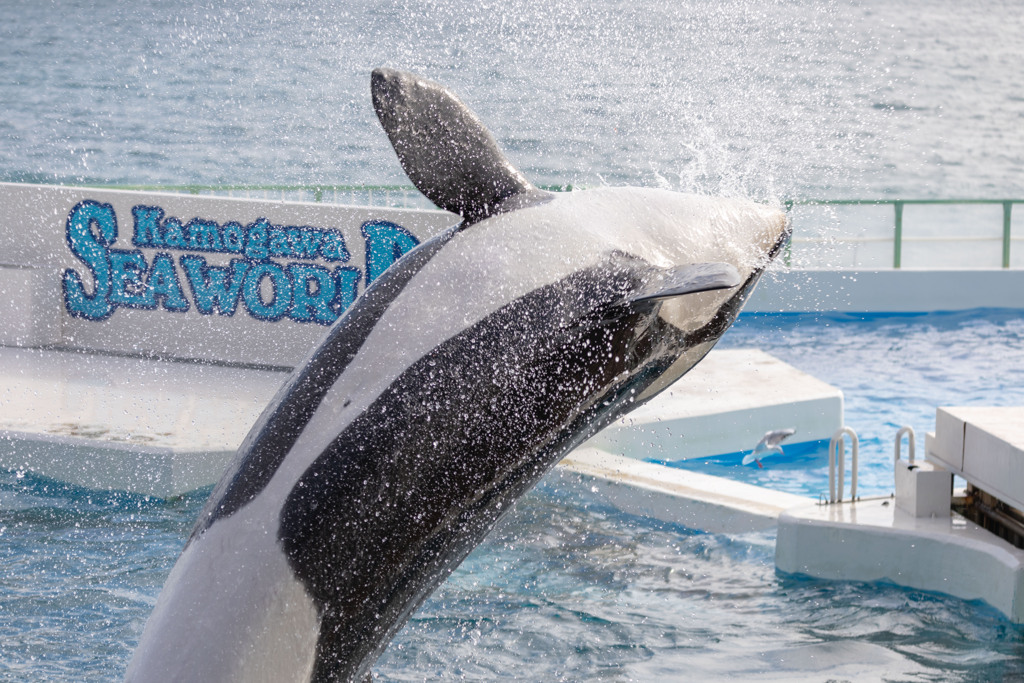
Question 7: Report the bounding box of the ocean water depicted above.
[1,0,1023,201]
[3,0,1024,681]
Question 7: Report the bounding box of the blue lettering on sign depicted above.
[288,263,337,325]
[244,262,292,322]
[108,249,151,308]
[333,266,361,314]
[362,219,420,285]
[63,200,118,320]
[180,256,247,316]
[63,202,422,325]
[131,206,352,263]
[148,253,190,312]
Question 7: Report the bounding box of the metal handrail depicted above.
[106,183,576,194]
[86,182,574,208]
[828,426,859,504]
[895,426,916,464]
[785,198,1021,269]
[26,183,1024,269]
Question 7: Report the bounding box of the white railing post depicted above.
[895,426,916,464]
[829,427,859,503]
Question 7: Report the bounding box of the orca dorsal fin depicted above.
[628,262,742,305]
[372,68,551,224]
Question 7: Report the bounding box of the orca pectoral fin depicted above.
[371,68,551,224]
[628,262,742,305]
[600,262,741,325]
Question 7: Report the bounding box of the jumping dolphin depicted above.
[125,68,791,682]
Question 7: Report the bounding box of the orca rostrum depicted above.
[125,68,790,682]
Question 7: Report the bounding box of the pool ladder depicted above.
[828,427,859,503]
[826,425,917,504]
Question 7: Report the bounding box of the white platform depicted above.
[582,348,842,461]
[927,406,1024,509]
[0,346,841,498]
[776,497,1024,623]
[778,405,1024,623]
[559,449,813,534]
[0,347,288,496]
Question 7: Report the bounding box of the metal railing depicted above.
[109,183,436,209]
[785,198,1023,269]
[106,183,574,210]
[895,426,917,465]
[42,184,1024,269]
[828,426,859,504]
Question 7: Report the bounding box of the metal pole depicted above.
[894,201,904,269]
[783,200,793,267]
[1003,201,1013,268]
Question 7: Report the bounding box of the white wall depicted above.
[748,267,1024,313]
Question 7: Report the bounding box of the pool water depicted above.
[652,440,837,500]
[2,310,1024,681]
[665,309,1024,500]
[719,309,1024,499]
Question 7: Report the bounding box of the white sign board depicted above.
[0,182,455,366]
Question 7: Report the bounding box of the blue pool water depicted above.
[2,310,1024,681]
[671,309,1024,500]
[652,440,835,500]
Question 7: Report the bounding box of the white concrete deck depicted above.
[582,348,842,461]
[560,448,813,534]
[746,269,1024,313]
[0,347,288,496]
[0,346,842,498]
[778,405,1024,623]
[927,406,1024,510]
[776,497,1024,623]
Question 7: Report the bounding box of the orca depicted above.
[125,68,790,682]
